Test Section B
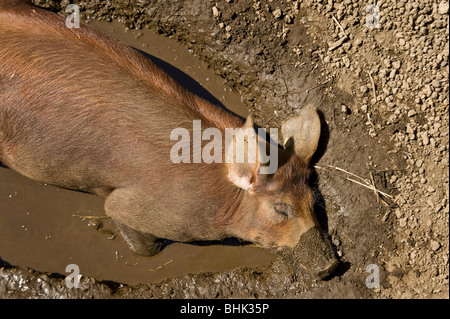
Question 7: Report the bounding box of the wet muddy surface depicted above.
[1,0,448,299]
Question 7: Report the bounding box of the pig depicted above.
[0,0,339,279]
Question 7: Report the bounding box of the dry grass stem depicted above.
[332,15,347,37]
[346,177,393,199]
[315,164,394,201]
[341,232,355,245]
[370,172,380,203]
[367,71,377,101]
[73,214,111,219]
[316,164,370,184]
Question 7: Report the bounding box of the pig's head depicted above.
[224,105,339,279]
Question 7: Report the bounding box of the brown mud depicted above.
[0,0,448,299]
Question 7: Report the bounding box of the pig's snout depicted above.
[294,226,339,280]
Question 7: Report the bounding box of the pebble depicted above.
[421,132,430,145]
[431,240,441,251]
[389,69,397,79]
[416,159,424,168]
[431,80,441,88]
[354,38,363,47]
[399,218,407,227]
[341,105,351,114]
[342,56,350,68]
[392,61,401,70]
[408,109,417,117]
[406,123,415,134]
[212,6,220,18]
[273,8,282,19]
[438,2,449,15]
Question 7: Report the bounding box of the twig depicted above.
[370,172,379,203]
[372,168,405,172]
[402,151,413,158]
[315,164,370,185]
[150,259,174,272]
[367,113,376,136]
[346,177,393,199]
[163,260,174,266]
[332,15,347,37]
[328,36,347,51]
[328,15,348,51]
[315,164,394,201]
[381,209,391,222]
[439,102,449,113]
[367,71,376,102]
[341,232,355,245]
[73,214,111,219]
[125,261,139,266]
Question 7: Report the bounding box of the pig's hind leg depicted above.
[105,188,165,256]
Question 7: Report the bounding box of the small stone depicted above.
[341,105,351,114]
[212,6,220,18]
[416,159,424,168]
[342,56,350,68]
[389,69,397,79]
[354,38,363,46]
[399,218,407,227]
[324,55,331,63]
[273,8,283,19]
[408,109,417,117]
[430,240,441,251]
[421,132,430,145]
[432,80,441,88]
[438,2,449,15]
[392,61,401,70]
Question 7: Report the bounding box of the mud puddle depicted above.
[0,19,276,286]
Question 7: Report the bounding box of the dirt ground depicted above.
[0,0,448,299]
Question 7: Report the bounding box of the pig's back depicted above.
[0,5,226,195]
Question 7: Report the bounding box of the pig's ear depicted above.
[226,115,262,190]
[281,104,321,165]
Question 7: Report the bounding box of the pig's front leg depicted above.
[105,188,165,256]
[114,219,165,256]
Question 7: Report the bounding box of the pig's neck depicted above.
[214,187,249,238]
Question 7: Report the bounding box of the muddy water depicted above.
[0,19,276,285]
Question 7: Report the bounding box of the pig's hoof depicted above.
[114,220,164,256]
[128,239,164,257]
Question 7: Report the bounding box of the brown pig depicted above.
[0,1,338,279]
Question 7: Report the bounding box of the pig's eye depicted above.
[273,202,293,219]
